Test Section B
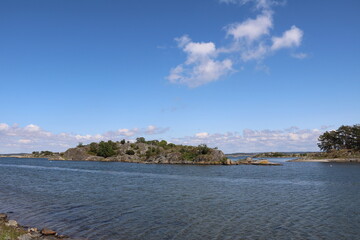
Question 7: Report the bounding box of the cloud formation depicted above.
[0,123,328,154]
[167,0,305,87]
[271,26,303,50]
[168,36,233,88]
[226,11,273,42]
[171,127,326,153]
[0,123,169,153]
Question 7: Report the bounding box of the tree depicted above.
[120,139,126,144]
[159,140,167,147]
[197,144,210,154]
[318,124,360,152]
[136,137,146,143]
[97,141,117,158]
[89,142,98,154]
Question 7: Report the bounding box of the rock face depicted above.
[60,141,229,165]
[63,147,90,161]
[5,219,18,227]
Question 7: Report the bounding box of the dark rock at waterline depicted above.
[41,228,57,235]
[0,213,7,222]
[0,213,78,239]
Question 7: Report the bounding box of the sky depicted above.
[0,0,359,153]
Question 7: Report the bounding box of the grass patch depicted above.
[0,224,26,240]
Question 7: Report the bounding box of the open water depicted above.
[0,157,359,240]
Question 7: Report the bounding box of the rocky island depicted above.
[30,138,231,165]
[18,138,281,166]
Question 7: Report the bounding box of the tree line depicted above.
[318,124,360,152]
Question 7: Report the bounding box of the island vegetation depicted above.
[15,137,283,165]
[30,137,230,165]
[289,124,360,162]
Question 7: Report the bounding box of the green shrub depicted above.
[89,142,98,154]
[136,137,146,143]
[40,151,53,156]
[159,140,167,147]
[97,141,117,158]
[126,149,135,155]
[197,144,210,154]
[220,157,228,165]
[181,151,198,161]
[145,147,161,158]
[167,143,176,148]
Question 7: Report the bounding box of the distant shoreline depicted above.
[287,158,360,163]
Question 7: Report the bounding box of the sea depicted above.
[0,157,359,240]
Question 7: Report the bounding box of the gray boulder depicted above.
[5,219,18,227]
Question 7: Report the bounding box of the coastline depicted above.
[0,213,80,240]
[0,156,282,166]
[287,158,360,163]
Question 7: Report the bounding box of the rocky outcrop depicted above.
[231,159,282,166]
[63,147,92,161]
[0,213,77,240]
[59,142,229,165]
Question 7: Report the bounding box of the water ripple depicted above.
[1,158,360,240]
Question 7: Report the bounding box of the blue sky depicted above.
[0,0,359,153]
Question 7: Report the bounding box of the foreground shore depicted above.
[0,213,81,240]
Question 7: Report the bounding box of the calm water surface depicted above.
[0,157,359,240]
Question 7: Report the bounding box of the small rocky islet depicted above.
[24,138,282,166]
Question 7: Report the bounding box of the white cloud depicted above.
[172,127,327,153]
[146,125,169,135]
[24,124,41,132]
[195,132,209,138]
[226,11,273,42]
[0,123,10,131]
[291,52,308,59]
[219,0,283,10]
[184,42,216,64]
[271,26,303,51]
[116,128,139,137]
[167,36,233,88]
[241,43,269,61]
[168,0,305,87]
[175,35,191,48]
[0,123,169,153]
